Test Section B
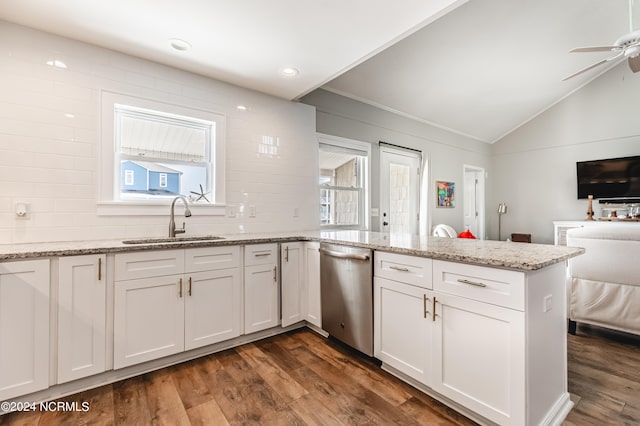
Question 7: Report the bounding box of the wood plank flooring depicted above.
[1,324,639,425]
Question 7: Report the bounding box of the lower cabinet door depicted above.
[281,242,303,327]
[304,242,321,328]
[58,255,106,383]
[114,275,185,369]
[374,277,431,385]
[0,260,50,400]
[432,292,525,425]
[244,263,279,334]
[185,268,241,350]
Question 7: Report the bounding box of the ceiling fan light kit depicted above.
[564,0,640,79]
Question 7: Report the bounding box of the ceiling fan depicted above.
[563,0,640,80]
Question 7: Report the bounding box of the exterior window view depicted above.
[2,1,640,425]
[319,144,367,228]
[114,104,213,203]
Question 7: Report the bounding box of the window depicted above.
[124,170,134,186]
[318,135,370,229]
[99,92,226,215]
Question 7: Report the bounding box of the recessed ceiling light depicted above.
[236,105,247,111]
[46,59,67,69]
[64,113,75,118]
[169,38,191,51]
[280,67,299,77]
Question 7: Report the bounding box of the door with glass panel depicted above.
[380,147,421,235]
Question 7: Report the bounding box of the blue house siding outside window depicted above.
[148,171,180,194]
[121,161,182,195]
[121,161,148,192]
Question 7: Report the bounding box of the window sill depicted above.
[97,202,226,216]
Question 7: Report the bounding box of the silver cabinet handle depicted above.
[457,278,487,288]
[390,265,410,272]
[253,252,271,257]
[423,294,429,319]
[285,246,289,262]
[273,266,277,282]
[319,248,369,261]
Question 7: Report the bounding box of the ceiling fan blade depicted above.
[629,55,640,72]
[562,51,624,81]
[569,46,620,53]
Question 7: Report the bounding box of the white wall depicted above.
[0,22,318,244]
[491,63,640,244]
[301,89,491,235]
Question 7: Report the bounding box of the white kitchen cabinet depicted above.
[58,255,106,383]
[114,274,185,368]
[0,259,50,400]
[375,251,569,426]
[244,244,279,333]
[114,246,241,369]
[374,276,431,384]
[431,291,525,425]
[185,268,241,350]
[281,242,303,327]
[303,242,321,328]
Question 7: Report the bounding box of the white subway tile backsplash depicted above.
[0,21,318,243]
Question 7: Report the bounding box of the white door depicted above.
[463,165,485,240]
[432,292,525,425]
[380,147,421,234]
[374,277,432,385]
[114,275,185,369]
[58,255,106,383]
[185,268,241,350]
[281,242,304,327]
[244,263,279,333]
[0,260,50,400]
[303,242,321,328]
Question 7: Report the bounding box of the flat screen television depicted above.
[577,155,640,200]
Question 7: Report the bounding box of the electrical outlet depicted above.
[226,205,237,218]
[248,205,256,218]
[15,202,29,219]
[293,207,299,217]
[543,295,553,313]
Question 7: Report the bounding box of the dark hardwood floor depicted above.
[1,324,638,425]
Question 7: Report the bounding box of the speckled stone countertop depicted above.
[0,230,584,271]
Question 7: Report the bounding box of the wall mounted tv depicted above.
[577,155,640,200]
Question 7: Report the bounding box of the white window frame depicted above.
[98,91,226,216]
[124,170,134,186]
[317,133,371,230]
[159,173,168,188]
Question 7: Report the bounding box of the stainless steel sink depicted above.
[122,235,225,244]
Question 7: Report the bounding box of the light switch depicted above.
[543,295,553,312]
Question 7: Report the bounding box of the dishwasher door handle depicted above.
[319,248,370,261]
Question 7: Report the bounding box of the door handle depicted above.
[98,257,102,281]
[179,278,183,298]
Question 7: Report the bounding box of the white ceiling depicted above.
[0,0,467,100]
[0,0,636,143]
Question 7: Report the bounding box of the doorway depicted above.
[380,145,422,234]
[462,165,485,240]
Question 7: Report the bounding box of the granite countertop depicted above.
[0,230,584,271]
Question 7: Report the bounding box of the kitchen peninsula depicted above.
[0,231,583,425]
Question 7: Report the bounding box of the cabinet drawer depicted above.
[115,249,184,281]
[244,243,278,266]
[433,260,524,310]
[374,251,432,289]
[186,246,240,272]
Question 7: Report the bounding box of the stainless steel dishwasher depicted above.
[320,242,373,356]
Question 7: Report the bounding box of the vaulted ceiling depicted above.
[0,0,634,143]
